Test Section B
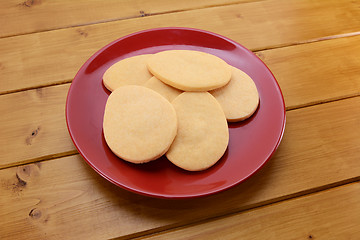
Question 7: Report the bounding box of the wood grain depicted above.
[0,0,252,38]
[0,84,76,168]
[142,183,360,240]
[257,34,360,109]
[2,1,359,239]
[1,34,360,168]
[1,96,360,239]
[1,0,360,94]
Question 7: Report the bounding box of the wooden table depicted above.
[1,0,360,239]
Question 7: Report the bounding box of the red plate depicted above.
[66,27,286,199]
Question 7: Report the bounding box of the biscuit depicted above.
[210,66,259,122]
[103,54,152,91]
[166,92,229,171]
[147,50,231,91]
[144,76,183,102]
[103,85,177,163]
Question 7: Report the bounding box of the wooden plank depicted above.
[1,96,360,239]
[0,0,251,38]
[1,0,360,94]
[1,34,360,168]
[142,183,360,240]
[257,34,360,109]
[0,84,76,169]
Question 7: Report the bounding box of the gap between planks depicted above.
[113,178,360,240]
[0,79,73,96]
[285,93,360,111]
[0,0,263,39]
[0,150,78,171]
[1,30,360,97]
[250,31,360,52]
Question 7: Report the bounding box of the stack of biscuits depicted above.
[102,50,259,171]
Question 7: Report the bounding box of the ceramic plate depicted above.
[66,27,286,199]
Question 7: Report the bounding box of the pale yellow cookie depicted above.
[210,66,259,122]
[147,50,231,91]
[103,85,177,163]
[166,92,229,171]
[144,76,183,102]
[103,54,152,91]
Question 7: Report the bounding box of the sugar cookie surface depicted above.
[147,50,231,91]
[103,85,177,163]
[210,66,259,122]
[103,54,152,91]
[144,76,183,102]
[166,92,229,171]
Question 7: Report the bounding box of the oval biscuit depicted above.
[210,66,259,122]
[147,50,231,91]
[166,92,229,171]
[103,54,153,92]
[103,85,177,163]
